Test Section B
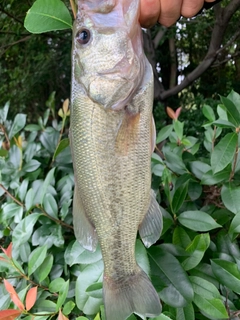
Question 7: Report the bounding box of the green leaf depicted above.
[188,180,202,201]
[56,280,69,310]
[211,259,240,293]
[53,138,69,160]
[161,206,174,236]
[8,114,26,139]
[212,119,236,129]
[34,299,57,313]
[63,301,75,315]
[75,260,104,315]
[135,239,150,276]
[220,95,240,127]
[156,125,173,144]
[217,104,228,120]
[49,278,66,292]
[176,303,194,320]
[22,159,41,172]
[0,101,10,123]
[19,242,31,263]
[18,179,29,202]
[189,263,219,288]
[24,0,72,33]
[211,132,238,174]
[229,213,240,239]
[40,167,56,204]
[28,245,48,276]
[189,161,211,180]
[152,163,165,177]
[43,193,58,219]
[201,168,230,185]
[193,294,228,319]
[86,282,103,299]
[64,241,102,266]
[221,184,240,214]
[148,246,194,307]
[182,234,210,271]
[227,90,240,108]
[25,124,41,131]
[25,188,34,211]
[152,315,173,320]
[173,121,184,141]
[202,105,215,122]
[172,227,191,249]
[12,212,41,248]
[2,203,23,221]
[172,183,188,214]
[178,211,221,232]
[35,254,54,283]
[165,151,187,175]
[32,224,64,248]
[189,276,220,299]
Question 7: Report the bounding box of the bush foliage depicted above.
[1,90,240,320]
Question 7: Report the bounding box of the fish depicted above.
[70,0,163,319]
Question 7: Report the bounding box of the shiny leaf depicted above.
[24,0,72,33]
[221,184,240,214]
[28,245,47,276]
[211,259,240,293]
[178,211,221,231]
[211,132,238,174]
[148,246,194,307]
[193,294,228,319]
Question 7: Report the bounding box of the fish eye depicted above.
[76,29,91,45]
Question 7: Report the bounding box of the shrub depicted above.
[0,90,240,320]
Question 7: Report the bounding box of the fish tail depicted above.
[103,267,161,320]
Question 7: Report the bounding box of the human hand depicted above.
[139,0,217,28]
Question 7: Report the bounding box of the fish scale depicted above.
[70,0,163,318]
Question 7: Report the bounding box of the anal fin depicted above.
[139,190,163,248]
[72,185,98,252]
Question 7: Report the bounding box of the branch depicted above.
[216,28,240,55]
[0,184,24,207]
[156,0,240,101]
[153,26,167,48]
[169,38,177,89]
[212,51,240,67]
[0,6,23,25]
[0,36,32,50]
[143,30,165,97]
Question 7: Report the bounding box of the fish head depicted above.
[72,0,145,110]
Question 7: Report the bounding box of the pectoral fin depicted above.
[139,190,163,248]
[72,185,98,252]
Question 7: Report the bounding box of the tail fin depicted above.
[103,268,161,320]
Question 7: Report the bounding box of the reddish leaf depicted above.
[166,107,176,120]
[26,286,38,311]
[0,256,7,261]
[175,107,182,120]
[3,279,25,311]
[0,309,22,320]
[58,309,69,320]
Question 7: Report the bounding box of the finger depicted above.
[158,0,183,27]
[180,0,205,17]
[139,0,160,28]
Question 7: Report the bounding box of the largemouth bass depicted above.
[70,0,163,319]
